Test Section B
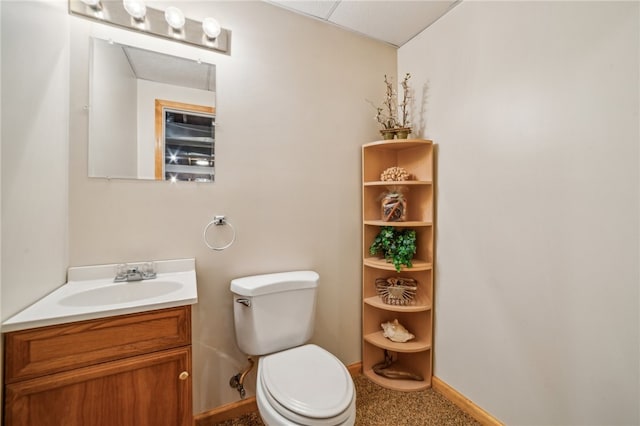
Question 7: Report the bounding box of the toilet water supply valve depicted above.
[229,357,255,399]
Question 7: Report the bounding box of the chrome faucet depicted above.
[114,264,157,282]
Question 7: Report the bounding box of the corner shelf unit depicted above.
[361,139,434,392]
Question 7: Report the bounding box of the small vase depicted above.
[380,129,396,140]
[381,192,406,222]
[395,128,411,139]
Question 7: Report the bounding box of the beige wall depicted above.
[90,38,138,178]
[399,1,639,425]
[1,1,70,416]
[1,0,69,320]
[68,0,396,413]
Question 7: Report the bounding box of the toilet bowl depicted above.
[230,271,356,426]
[256,345,355,426]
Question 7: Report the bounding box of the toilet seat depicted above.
[259,344,355,425]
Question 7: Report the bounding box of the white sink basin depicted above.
[59,280,184,307]
[2,258,198,332]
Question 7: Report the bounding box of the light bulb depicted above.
[123,0,146,20]
[202,17,221,39]
[164,7,185,30]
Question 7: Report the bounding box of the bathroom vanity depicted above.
[3,307,192,426]
[2,259,198,426]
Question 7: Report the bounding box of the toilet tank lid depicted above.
[230,270,319,296]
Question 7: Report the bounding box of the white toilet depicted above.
[231,271,356,426]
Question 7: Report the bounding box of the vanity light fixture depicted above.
[164,7,185,31]
[202,17,221,39]
[123,0,146,21]
[69,0,231,54]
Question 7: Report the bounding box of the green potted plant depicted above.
[369,226,417,272]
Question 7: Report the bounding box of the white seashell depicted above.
[381,319,415,343]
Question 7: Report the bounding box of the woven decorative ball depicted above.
[380,166,410,181]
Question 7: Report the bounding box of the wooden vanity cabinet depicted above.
[3,306,192,426]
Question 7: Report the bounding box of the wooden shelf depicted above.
[364,295,431,313]
[364,220,432,227]
[363,139,433,150]
[364,331,431,353]
[363,180,432,187]
[362,138,435,392]
[363,257,432,271]
[363,369,431,392]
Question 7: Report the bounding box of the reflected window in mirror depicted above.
[155,100,215,182]
[87,37,216,182]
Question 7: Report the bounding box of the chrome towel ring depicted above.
[203,215,236,251]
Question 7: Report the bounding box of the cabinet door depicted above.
[4,347,191,426]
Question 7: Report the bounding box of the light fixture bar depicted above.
[68,0,231,55]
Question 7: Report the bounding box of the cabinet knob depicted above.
[179,371,190,381]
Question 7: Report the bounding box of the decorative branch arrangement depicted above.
[398,73,412,129]
[381,75,399,129]
[370,73,413,140]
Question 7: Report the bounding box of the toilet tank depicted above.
[230,271,319,356]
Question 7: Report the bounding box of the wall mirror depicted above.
[88,37,216,182]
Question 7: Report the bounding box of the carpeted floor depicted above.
[216,374,480,425]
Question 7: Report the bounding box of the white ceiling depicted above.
[122,44,216,91]
[264,0,461,47]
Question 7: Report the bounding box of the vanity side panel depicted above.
[3,306,191,383]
